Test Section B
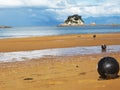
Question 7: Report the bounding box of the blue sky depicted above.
[0,0,120,26]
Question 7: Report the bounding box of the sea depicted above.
[0,25,120,62]
[0,25,120,39]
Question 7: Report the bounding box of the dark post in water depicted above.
[101,44,106,52]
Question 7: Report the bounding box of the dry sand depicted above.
[0,33,120,90]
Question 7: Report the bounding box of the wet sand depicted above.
[0,33,120,90]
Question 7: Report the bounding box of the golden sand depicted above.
[0,33,120,90]
[0,33,120,52]
[0,53,120,90]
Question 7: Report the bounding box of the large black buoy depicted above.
[97,57,119,79]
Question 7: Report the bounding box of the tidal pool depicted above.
[0,45,120,62]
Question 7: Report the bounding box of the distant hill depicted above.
[84,16,120,25]
[0,7,119,26]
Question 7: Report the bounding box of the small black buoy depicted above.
[97,57,119,79]
[93,34,96,39]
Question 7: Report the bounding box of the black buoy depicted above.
[93,34,96,39]
[97,57,119,79]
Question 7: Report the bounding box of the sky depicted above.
[0,0,120,26]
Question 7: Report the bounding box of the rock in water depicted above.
[97,57,119,79]
[59,14,84,26]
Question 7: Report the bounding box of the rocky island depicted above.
[0,26,11,28]
[59,14,85,26]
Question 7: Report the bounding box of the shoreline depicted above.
[0,33,120,52]
[58,24,120,27]
[0,31,120,39]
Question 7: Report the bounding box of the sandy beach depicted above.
[0,33,120,52]
[0,33,120,90]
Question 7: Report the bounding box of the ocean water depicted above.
[0,26,120,39]
[0,45,120,62]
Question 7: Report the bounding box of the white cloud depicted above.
[0,0,119,19]
[0,0,72,8]
[0,0,23,7]
[51,0,120,20]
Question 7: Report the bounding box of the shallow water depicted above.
[0,45,120,63]
[0,26,120,39]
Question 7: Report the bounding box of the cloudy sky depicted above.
[0,0,120,26]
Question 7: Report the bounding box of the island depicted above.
[58,14,120,27]
[0,26,12,28]
[59,14,85,26]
